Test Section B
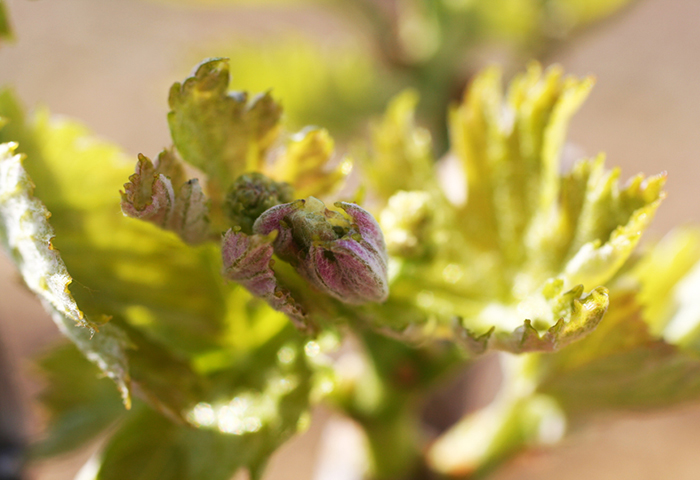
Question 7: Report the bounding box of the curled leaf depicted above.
[221,228,310,333]
[121,150,210,244]
[454,281,609,354]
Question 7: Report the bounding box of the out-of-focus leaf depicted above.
[441,0,635,46]
[94,407,239,480]
[549,0,634,31]
[168,58,282,193]
[362,90,438,203]
[210,37,394,137]
[269,127,350,199]
[633,227,700,352]
[0,0,12,43]
[431,286,700,477]
[367,64,661,356]
[90,404,283,480]
[34,344,125,458]
[83,324,316,480]
[154,0,634,63]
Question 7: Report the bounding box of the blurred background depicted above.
[0,0,699,478]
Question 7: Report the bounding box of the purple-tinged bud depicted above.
[253,197,389,304]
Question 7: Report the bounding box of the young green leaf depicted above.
[167,58,282,192]
[363,65,661,356]
[205,36,394,136]
[0,92,217,353]
[430,284,700,477]
[0,92,251,418]
[0,136,212,417]
[361,90,438,202]
[0,0,12,43]
[633,227,700,352]
[79,323,316,480]
[34,344,126,458]
[270,127,350,199]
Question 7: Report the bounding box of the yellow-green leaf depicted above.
[0,0,12,43]
[207,36,394,137]
[371,65,661,355]
[167,58,282,192]
[362,90,438,202]
[269,127,350,199]
[34,344,126,457]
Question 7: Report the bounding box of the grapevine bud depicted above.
[253,197,389,304]
[221,228,309,332]
[224,172,293,234]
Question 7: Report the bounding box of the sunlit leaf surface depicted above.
[358,64,664,356]
[0,56,684,480]
[0,89,320,478]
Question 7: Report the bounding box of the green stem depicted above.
[428,354,566,478]
[364,404,423,480]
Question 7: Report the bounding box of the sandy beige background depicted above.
[1,0,700,478]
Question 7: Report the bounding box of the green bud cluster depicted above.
[224,172,293,234]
